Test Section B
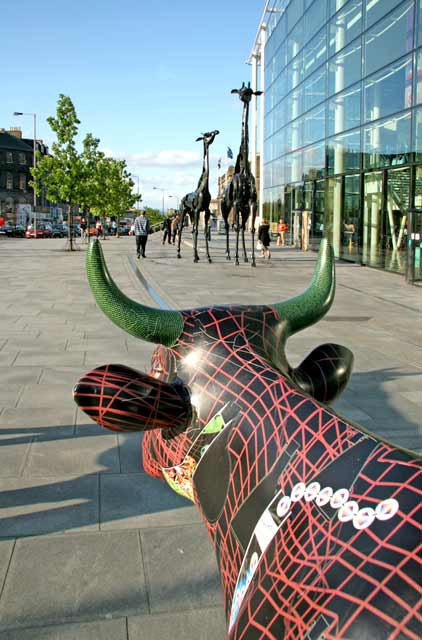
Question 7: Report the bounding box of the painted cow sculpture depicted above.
[74,239,421,639]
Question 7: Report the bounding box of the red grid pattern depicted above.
[77,303,422,638]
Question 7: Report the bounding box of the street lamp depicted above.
[131,174,140,210]
[168,194,180,211]
[153,186,165,216]
[13,111,37,235]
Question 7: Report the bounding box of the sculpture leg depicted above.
[234,204,240,266]
[177,209,185,259]
[225,220,231,260]
[204,209,212,263]
[251,202,257,268]
[193,212,200,262]
[241,221,248,263]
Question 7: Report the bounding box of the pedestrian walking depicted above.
[258,219,271,259]
[95,220,103,238]
[171,214,180,245]
[80,216,87,239]
[134,210,150,258]
[276,219,287,246]
[162,216,172,245]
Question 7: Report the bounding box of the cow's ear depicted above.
[74,364,192,435]
[291,343,354,404]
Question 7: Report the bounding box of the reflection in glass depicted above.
[342,175,361,261]
[304,28,327,76]
[329,0,362,57]
[385,167,410,273]
[311,179,325,248]
[363,111,412,168]
[303,143,325,180]
[364,0,414,76]
[414,107,422,160]
[327,129,361,174]
[364,56,413,123]
[325,176,342,257]
[303,66,326,112]
[328,0,349,18]
[364,0,404,29]
[303,104,325,146]
[327,84,361,136]
[327,38,362,96]
[363,172,383,267]
[416,50,422,105]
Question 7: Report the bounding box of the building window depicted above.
[364,0,405,29]
[414,107,422,160]
[18,153,26,165]
[328,38,362,96]
[363,110,412,168]
[6,173,13,190]
[327,83,361,136]
[6,152,13,163]
[19,175,26,191]
[327,128,361,174]
[416,49,422,105]
[364,0,414,77]
[364,55,413,124]
[329,0,363,57]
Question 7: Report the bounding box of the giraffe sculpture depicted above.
[177,129,219,263]
[221,83,262,266]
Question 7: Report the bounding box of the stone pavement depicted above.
[0,231,420,639]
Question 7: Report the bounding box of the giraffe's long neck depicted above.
[197,141,209,191]
[238,102,250,173]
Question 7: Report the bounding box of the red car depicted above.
[25,224,53,239]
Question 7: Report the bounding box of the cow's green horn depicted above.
[87,240,183,346]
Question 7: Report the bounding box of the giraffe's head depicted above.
[231,82,263,104]
[195,130,220,146]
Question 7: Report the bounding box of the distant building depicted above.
[250,0,422,277]
[0,127,50,222]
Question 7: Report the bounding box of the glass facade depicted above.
[263,0,422,274]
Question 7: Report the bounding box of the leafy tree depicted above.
[90,157,139,236]
[31,94,84,250]
[144,206,164,229]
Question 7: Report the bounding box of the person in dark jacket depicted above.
[134,211,150,258]
[162,216,172,245]
[258,219,271,259]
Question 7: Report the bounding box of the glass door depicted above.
[310,179,325,249]
[385,167,410,274]
[363,172,383,267]
[341,175,361,262]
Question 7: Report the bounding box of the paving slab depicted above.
[0,476,99,536]
[128,607,227,639]
[100,473,202,530]
[23,433,119,477]
[140,524,223,614]
[0,618,127,640]
[0,532,147,631]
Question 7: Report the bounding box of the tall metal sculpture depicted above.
[74,239,421,639]
[177,129,219,263]
[221,83,262,266]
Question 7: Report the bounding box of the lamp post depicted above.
[153,186,165,216]
[131,174,140,210]
[168,194,180,211]
[13,111,37,235]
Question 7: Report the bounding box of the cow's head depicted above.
[74,238,353,437]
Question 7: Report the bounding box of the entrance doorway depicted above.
[363,168,410,274]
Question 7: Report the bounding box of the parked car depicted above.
[51,224,67,238]
[0,224,26,237]
[25,224,53,239]
[118,225,130,236]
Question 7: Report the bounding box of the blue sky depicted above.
[1,0,263,210]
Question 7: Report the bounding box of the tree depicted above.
[31,94,84,250]
[90,157,139,236]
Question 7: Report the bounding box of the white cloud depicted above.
[101,148,200,168]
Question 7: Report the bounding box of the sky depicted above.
[1,0,264,211]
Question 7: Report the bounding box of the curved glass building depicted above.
[251,0,422,275]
